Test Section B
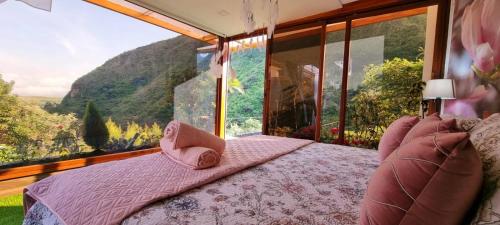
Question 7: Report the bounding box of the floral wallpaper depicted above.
[443,0,500,118]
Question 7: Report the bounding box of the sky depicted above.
[0,0,178,97]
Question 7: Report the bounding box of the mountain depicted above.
[53,35,210,126]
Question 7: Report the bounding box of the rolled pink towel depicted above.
[160,138,220,169]
[162,120,225,155]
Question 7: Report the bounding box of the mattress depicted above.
[23,142,378,225]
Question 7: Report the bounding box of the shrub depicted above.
[105,118,122,141]
[82,102,109,151]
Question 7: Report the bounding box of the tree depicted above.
[82,101,109,151]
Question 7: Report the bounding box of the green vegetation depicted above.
[51,36,209,127]
[225,48,265,137]
[340,58,424,148]
[0,14,429,167]
[82,102,109,151]
[270,14,427,147]
[105,118,162,151]
[0,194,23,225]
[1,36,211,167]
[0,75,83,165]
[173,69,217,133]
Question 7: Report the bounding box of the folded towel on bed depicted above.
[163,120,226,155]
[160,138,221,169]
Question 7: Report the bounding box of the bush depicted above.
[345,58,424,149]
[105,118,162,151]
[82,102,109,151]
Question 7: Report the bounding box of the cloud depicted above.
[0,0,176,97]
[55,34,77,56]
[13,85,68,97]
[1,71,73,97]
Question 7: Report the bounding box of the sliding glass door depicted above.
[265,6,436,147]
[267,27,322,140]
[344,9,429,148]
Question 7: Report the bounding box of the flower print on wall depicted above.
[444,0,500,118]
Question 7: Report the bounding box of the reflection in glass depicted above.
[174,49,217,133]
[321,22,345,144]
[267,28,321,140]
[346,13,428,149]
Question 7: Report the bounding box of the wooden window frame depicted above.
[260,0,450,143]
[0,148,161,181]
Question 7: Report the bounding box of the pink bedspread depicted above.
[23,135,313,225]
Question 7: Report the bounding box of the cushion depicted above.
[401,113,456,145]
[456,117,482,132]
[468,113,500,224]
[441,114,482,132]
[360,132,483,225]
[378,116,420,161]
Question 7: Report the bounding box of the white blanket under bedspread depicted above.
[24,142,379,225]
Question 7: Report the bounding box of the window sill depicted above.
[0,147,161,181]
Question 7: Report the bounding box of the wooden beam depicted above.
[85,0,218,43]
[228,0,437,41]
[273,28,322,43]
[429,0,451,115]
[262,37,272,135]
[0,148,161,181]
[282,0,436,28]
[325,6,428,32]
[215,37,228,137]
[338,19,352,144]
[314,24,327,142]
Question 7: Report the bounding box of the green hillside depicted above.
[52,35,209,126]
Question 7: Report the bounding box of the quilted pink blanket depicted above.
[23,135,313,225]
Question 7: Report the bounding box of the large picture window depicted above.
[0,1,215,168]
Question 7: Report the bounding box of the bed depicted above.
[23,139,379,225]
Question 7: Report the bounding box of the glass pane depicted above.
[346,9,428,149]
[0,1,215,168]
[174,48,217,133]
[267,27,322,140]
[321,22,346,144]
[225,36,266,138]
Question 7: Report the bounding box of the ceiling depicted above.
[126,0,359,37]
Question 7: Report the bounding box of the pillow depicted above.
[378,116,420,161]
[468,113,500,224]
[360,132,483,225]
[441,114,482,132]
[401,113,456,145]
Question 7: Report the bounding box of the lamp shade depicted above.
[423,79,456,100]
